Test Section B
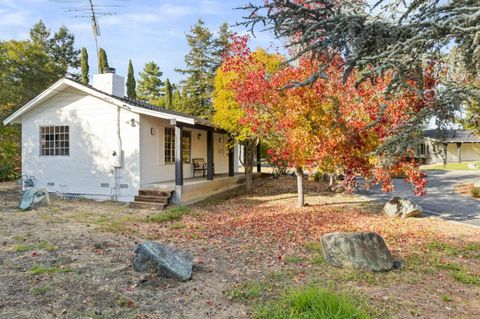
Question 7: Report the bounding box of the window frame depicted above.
[182,131,192,164]
[164,127,175,164]
[39,125,70,157]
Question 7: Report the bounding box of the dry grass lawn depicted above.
[0,177,479,318]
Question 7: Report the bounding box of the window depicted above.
[165,127,175,164]
[182,131,191,163]
[164,128,192,164]
[40,126,69,156]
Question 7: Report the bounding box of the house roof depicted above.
[2,77,214,128]
[424,129,480,143]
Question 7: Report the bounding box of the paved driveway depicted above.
[358,170,480,227]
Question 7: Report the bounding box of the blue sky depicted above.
[0,0,280,83]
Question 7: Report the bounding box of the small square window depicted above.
[40,125,70,156]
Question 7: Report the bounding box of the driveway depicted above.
[358,170,480,227]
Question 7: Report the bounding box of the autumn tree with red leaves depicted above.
[216,36,431,207]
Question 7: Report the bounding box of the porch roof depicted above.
[424,129,480,143]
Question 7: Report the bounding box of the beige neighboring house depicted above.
[416,129,480,164]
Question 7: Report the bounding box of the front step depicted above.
[129,201,166,210]
[130,188,174,210]
[139,189,172,197]
[134,195,169,204]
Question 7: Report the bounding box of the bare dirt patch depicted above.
[1,177,480,318]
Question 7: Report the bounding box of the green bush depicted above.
[255,286,371,319]
[0,125,21,181]
[309,171,324,183]
[471,187,480,198]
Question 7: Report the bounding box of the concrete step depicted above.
[134,195,169,204]
[129,201,166,210]
[139,189,172,197]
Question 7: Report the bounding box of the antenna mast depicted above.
[52,0,123,61]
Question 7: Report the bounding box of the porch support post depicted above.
[207,129,214,180]
[175,124,183,186]
[443,143,448,166]
[456,142,462,163]
[256,141,261,173]
[228,138,235,177]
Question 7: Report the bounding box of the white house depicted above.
[416,129,480,164]
[3,68,259,206]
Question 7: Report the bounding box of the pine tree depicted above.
[81,48,89,84]
[30,21,80,78]
[29,20,50,51]
[164,79,173,109]
[136,61,164,104]
[212,22,232,71]
[126,59,136,99]
[98,48,109,73]
[175,18,215,118]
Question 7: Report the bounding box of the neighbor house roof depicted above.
[424,129,480,143]
[2,77,213,128]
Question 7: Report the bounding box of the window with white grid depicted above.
[40,126,70,156]
[165,127,175,164]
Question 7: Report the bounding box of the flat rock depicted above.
[132,241,193,281]
[383,197,422,218]
[19,188,49,211]
[321,232,395,271]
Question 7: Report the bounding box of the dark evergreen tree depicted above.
[126,59,136,99]
[80,48,89,84]
[98,48,109,73]
[164,79,173,109]
[137,61,164,104]
[30,21,79,78]
[212,22,233,71]
[175,18,215,118]
[29,20,50,51]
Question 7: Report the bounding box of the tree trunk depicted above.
[243,138,257,193]
[295,166,304,208]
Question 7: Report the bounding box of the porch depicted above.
[142,172,267,205]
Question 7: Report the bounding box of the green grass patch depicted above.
[168,221,186,230]
[228,280,267,301]
[451,269,480,285]
[12,240,58,252]
[422,161,480,171]
[441,295,452,302]
[148,206,191,223]
[30,265,73,276]
[254,286,372,319]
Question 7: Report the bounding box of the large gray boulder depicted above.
[321,232,395,271]
[132,241,193,281]
[382,197,422,218]
[19,188,50,211]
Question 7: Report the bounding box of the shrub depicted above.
[309,170,324,183]
[471,187,480,198]
[255,286,371,319]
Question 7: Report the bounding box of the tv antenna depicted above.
[51,0,125,61]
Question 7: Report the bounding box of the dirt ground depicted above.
[1,177,479,319]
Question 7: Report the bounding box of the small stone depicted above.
[132,241,193,281]
[383,197,422,218]
[321,232,396,271]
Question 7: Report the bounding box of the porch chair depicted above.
[192,158,214,177]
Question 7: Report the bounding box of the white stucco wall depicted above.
[21,87,140,202]
[139,115,229,185]
[425,139,480,164]
[460,143,480,162]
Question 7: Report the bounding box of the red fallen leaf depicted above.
[32,251,39,257]
[206,300,213,305]
[127,300,138,308]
